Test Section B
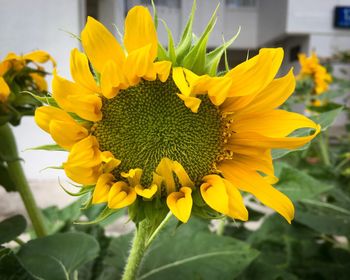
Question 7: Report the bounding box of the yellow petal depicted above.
[52,73,102,121]
[70,48,99,92]
[124,6,158,60]
[30,73,47,91]
[123,44,154,86]
[223,69,295,115]
[92,173,115,204]
[226,48,284,97]
[23,50,56,67]
[172,161,194,188]
[154,61,172,82]
[63,165,101,185]
[101,151,121,173]
[135,184,158,199]
[176,94,201,113]
[66,136,101,168]
[121,168,143,187]
[227,124,320,150]
[200,175,229,214]
[223,179,248,221]
[34,106,76,133]
[50,120,89,150]
[155,157,176,194]
[172,67,192,96]
[219,160,294,223]
[0,60,11,76]
[108,181,137,209]
[166,187,192,223]
[101,60,128,98]
[81,17,125,73]
[0,77,10,102]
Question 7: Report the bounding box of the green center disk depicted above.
[93,78,223,186]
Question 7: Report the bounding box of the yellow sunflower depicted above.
[35,5,320,224]
[298,52,332,95]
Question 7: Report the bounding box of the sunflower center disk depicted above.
[93,78,223,186]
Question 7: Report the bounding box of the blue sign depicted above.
[334,6,350,28]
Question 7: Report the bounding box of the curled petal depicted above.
[108,181,137,209]
[121,168,143,187]
[167,187,193,223]
[92,173,115,204]
[135,184,158,199]
[101,151,121,173]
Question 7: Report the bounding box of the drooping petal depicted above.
[124,6,158,60]
[23,50,56,67]
[155,157,176,194]
[30,73,48,91]
[123,44,154,86]
[135,184,158,199]
[0,77,10,102]
[101,151,121,173]
[101,60,128,98]
[108,181,137,209]
[66,94,102,122]
[50,120,89,150]
[225,48,284,97]
[121,168,143,187]
[167,187,193,223]
[219,160,294,223]
[153,61,172,82]
[81,16,125,73]
[176,94,201,113]
[92,173,115,204]
[172,161,194,188]
[70,48,99,92]
[224,179,249,221]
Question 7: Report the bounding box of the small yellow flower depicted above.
[298,52,332,95]
[36,5,320,224]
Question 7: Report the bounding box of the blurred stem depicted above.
[318,133,331,166]
[216,218,226,236]
[0,124,47,237]
[122,214,171,280]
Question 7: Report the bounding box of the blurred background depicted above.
[0,0,350,221]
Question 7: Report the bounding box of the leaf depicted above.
[27,144,66,152]
[0,215,27,244]
[0,249,36,280]
[309,106,343,131]
[17,232,100,280]
[274,163,333,202]
[137,217,259,280]
[272,108,343,159]
[160,20,176,64]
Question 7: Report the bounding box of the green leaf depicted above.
[274,163,333,202]
[160,20,176,63]
[0,249,36,280]
[17,232,100,280]
[137,217,259,280]
[181,5,219,74]
[74,206,120,225]
[176,0,196,63]
[205,27,241,76]
[26,144,66,152]
[310,106,343,131]
[0,215,27,244]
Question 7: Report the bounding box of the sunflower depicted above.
[298,52,332,95]
[35,5,320,224]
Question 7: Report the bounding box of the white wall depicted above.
[0,0,85,180]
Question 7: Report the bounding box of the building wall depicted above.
[0,0,85,180]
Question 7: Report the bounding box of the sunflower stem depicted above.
[318,133,331,166]
[122,214,171,280]
[0,124,47,238]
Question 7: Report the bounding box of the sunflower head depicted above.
[0,50,55,125]
[35,2,320,225]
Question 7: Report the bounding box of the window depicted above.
[225,0,257,8]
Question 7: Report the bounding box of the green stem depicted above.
[0,124,47,237]
[318,134,331,166]
[122,213,171,280]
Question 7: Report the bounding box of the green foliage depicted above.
[17,232,100,280]
[0,215,27,244]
